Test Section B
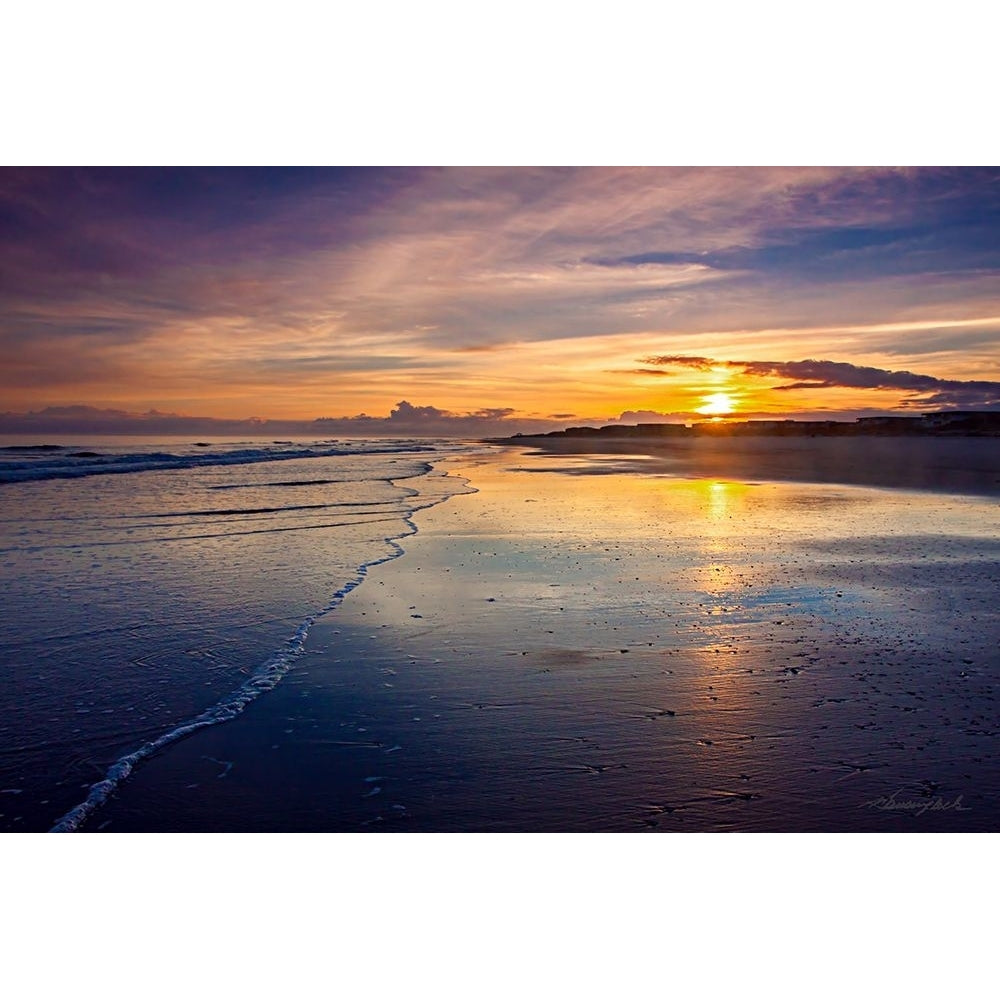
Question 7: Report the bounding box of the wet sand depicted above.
[518,434,1000,497]
[96,447,1000,831]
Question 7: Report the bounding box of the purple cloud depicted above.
[640,355,1000,409]
[0,400,555,437]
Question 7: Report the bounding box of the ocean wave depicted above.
[0,443,442,484]
[48,468,477,832]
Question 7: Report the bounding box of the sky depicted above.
[2,166,999,435]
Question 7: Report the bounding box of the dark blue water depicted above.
[0,437,475,831]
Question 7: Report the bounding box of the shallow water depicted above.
[0,437,473,831]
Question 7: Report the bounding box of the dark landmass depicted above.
[505,410,1000,442]
[495,411,1000,496]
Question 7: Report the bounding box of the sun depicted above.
[697,391,736,416]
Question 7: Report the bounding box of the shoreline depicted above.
[506,434,1000,497]
[93,447,1000,832]
[40,460,473,834]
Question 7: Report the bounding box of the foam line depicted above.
[49,470,476,833]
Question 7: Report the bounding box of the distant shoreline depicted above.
[498,432,1000,497]
[504,409,1000,442]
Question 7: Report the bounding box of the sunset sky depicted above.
[2,166,999,434]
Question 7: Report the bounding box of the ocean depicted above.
[0,436,474,831]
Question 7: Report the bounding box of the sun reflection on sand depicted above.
[706,479,733,521]
[694,480,755,601]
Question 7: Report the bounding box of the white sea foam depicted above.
[49,471,475,832]
[49,554,390,831]
[0,436,480,832]
[0,440,454,485]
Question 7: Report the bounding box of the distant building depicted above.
[856,416,922,426]
[854,416,924,435]
[920,411,1000,434]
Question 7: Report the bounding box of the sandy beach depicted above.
[90,444,999,832]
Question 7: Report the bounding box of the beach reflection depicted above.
[688,480,754,610]
[330,452,1000,831]
[705,479,732,521]
[94,445,1000,831]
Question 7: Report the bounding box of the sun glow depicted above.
[697,391,736,416]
